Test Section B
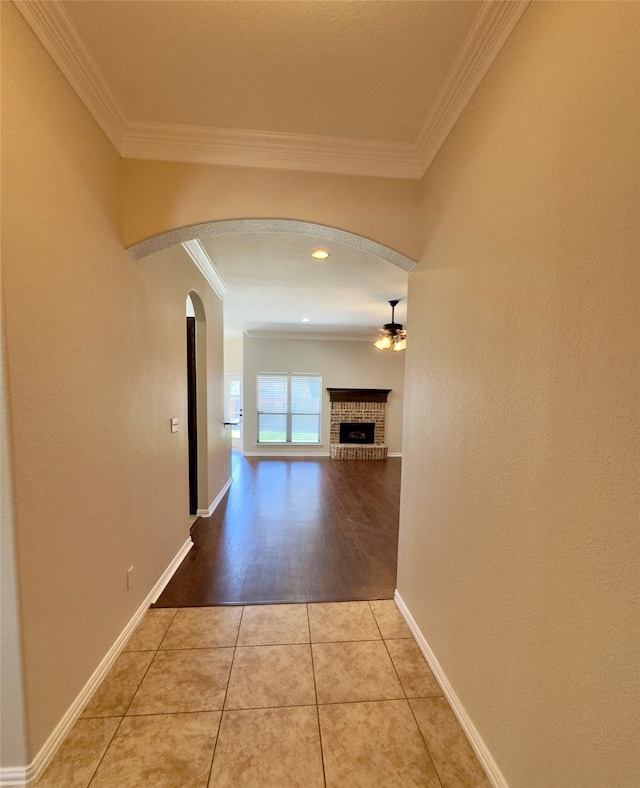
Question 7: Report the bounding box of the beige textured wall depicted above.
[1,3,228,760]
[243,337,405,455]
[224,337,244,375]
[122,159,422,261]
[1,326,28,767]
[398,3,639,786]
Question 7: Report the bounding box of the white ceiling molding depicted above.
[130,219,416,273]
[181,240,228,301]
[415,0,532,174]
[122,122,421,180]
[13,0,127,151]
[244,331,373,343]
[15,0,530,180]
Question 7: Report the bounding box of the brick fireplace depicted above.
[327,388,391,460]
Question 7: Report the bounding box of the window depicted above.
[257,374,321,444]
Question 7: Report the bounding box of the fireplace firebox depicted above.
[339,422,375,444]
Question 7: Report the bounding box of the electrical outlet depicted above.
[127,566,134,590]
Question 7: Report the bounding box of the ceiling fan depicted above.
[373,299,407,352]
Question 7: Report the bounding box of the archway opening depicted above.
[186,291,208,515]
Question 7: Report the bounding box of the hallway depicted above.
[3,2,636,784]
[36,601,490,787]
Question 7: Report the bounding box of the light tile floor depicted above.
[36,601,491,787]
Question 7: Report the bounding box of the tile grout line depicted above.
[85,608,179,787]
[84,717,123,788]
[371,602,408,700]
[307,603,328,788]
[371,601,445,788]
[120,611,178,718]
[155,607,179,651]
[206,605,245,786]
[406,698,445,788]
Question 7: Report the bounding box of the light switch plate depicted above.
[171,418,179,433]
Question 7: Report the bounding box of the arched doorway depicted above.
[185,291,209,515]
[128,219,416,274]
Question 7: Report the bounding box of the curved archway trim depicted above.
[127,219,416,273]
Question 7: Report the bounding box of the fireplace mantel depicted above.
[326,388,391,403]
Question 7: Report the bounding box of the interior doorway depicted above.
[186,292,208,515]
[225,374,243,450]
[186,314,198,514]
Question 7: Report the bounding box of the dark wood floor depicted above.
[154,452,402,606]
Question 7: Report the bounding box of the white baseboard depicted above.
[150,537,194,605]
[243,451,331,457]
[0,767,26,788]
[0,537,194,788]
[394,591,508,788]
[196,476,231,517]
[243,450,400,458]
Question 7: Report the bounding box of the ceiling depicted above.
[62,1,481,145]
[199,231,409,340]
[16,1,529,341]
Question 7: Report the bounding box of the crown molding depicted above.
[416,0,532,173]
[244,330,373,343]
[13,0,127,150]
[15,0,530,180]
[181,240,228,300]
[122,122,422,180]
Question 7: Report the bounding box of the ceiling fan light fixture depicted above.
[374,334,392,351]
[374,299,407,352]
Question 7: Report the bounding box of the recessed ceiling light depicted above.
[301,318,310,323]
[311,249,330,260]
